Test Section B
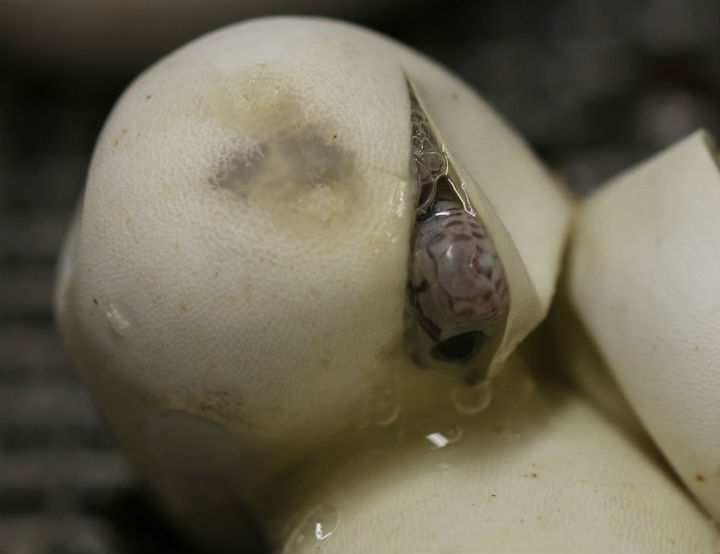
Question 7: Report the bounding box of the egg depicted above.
[54,16,716,552]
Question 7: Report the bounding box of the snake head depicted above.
[405,84,510,382]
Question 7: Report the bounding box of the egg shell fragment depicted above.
[569,130,720,521]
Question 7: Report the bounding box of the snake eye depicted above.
[432,331,486,362]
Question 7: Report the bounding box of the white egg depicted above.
[52,16,717,553]
[56,15,568,474]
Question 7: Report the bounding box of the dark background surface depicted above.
[1,1,719,552]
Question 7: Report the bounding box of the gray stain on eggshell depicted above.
[215,132,353,199]
[208,83,358,229]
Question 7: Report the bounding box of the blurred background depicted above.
[1,0,719,552]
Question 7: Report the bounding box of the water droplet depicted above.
[369,391,400,426]
[425,424,463,449]
[106,304,131,336]
[450,380,493,415]
[359,375,400,427]
[445,424,463,442]
[283,505,339,553]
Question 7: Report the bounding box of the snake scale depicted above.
[407,84,510,371]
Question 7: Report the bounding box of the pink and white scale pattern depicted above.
[410,201,509,343]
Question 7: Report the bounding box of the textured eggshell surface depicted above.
[56,17,569,459]
[569,130,720,521]
[277,358,719,554]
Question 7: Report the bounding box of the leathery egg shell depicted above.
[274,354,719,553]
[568,130,720,522]
[55,16,571,547]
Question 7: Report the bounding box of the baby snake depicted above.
[407,84,509,375]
